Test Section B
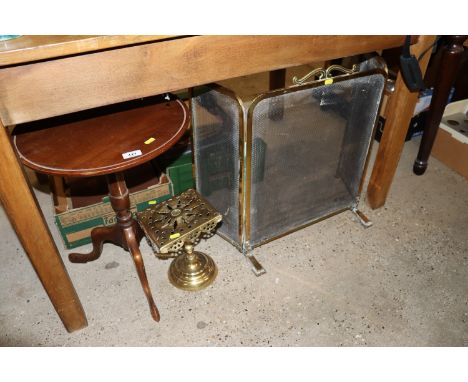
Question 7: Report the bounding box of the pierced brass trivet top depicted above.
[137,188,222,291]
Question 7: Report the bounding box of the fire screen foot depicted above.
[351,207,373,228]
[246,254,266,277]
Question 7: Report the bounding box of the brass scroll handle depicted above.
[292,64,358,86]
[325,64,358,78]
[292,68,326,85]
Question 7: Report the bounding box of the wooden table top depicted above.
[0,35,416,68]
[0,35,177,66]
[12,95,189,177]
[0,35,413,126]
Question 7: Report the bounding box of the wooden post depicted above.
[269,69,286,90]
[49,175,69,213]
[367,35,436,209]
[268,69,287,120]
[0,120,87,332]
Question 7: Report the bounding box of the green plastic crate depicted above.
[168,164,194,196]
[158,148,195,196]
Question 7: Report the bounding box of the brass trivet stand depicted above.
[137,189,222,291]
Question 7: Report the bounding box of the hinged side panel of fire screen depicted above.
[191,86,244,250]
[245,59,387,250]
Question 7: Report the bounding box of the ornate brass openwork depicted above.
[137,189,222,291]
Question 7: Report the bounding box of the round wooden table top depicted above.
[13,95,189,177]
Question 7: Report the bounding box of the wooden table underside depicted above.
[0,35,433,332]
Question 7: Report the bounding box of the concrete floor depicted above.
[0,136,467,346]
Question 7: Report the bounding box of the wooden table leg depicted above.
[366,35,436,209]
[413,36,467,175]
[0,121,87,333]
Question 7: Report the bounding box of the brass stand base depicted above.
[168,244,217,291]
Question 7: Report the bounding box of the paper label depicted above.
[122,150,142,159]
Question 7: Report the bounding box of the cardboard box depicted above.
[432,100,468,179]
[54,162,173,249]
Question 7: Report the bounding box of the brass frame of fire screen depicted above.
[191,58,388,257]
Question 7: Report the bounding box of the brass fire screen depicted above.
[192,58,387,253]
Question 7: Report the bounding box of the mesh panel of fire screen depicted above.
[247,73,385,248]
[192,87,242,247]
